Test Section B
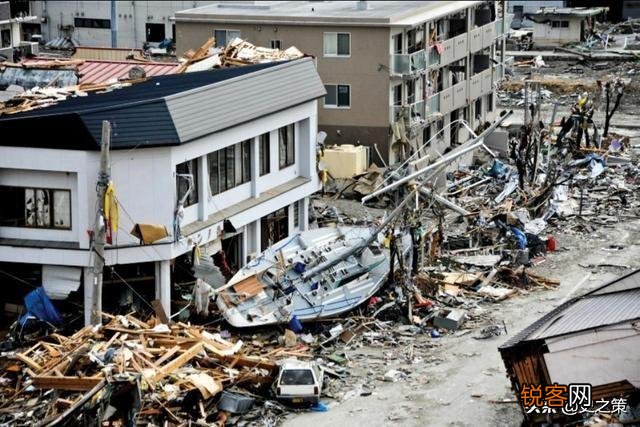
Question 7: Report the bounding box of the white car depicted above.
[274,359,324,406]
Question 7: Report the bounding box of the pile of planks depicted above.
[0,80,141,116]
[177,37,305,73]
[0,313,304,425]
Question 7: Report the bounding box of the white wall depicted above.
[533,18,582,45]
[31,1,216,48]
[0,100,321,268]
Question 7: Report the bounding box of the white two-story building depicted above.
[0,58,324,325]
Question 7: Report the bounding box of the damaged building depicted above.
[174,0,513,165]
[0,58,324,325]
[500,269,640,424]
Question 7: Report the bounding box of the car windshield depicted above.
[280,369,315,385]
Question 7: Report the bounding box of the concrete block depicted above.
[433,308,467,331]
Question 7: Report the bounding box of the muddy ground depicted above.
[281,216,640,427]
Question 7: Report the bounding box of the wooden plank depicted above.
[15,353,43,372]
[152,342,204,383]
[32,376,103,391]
[154,346,181,366]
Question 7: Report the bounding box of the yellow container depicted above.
[322,144,369,179]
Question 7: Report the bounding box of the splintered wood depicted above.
[0,312,301,425]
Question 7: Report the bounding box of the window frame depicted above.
[279,124,295,170]
[270,39,283,50]
[0,185,72,230]
[323,32,351,57]
[323,84,351,109]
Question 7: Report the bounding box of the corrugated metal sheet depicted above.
[501,269,640,348]
[77,60,178,85]
[73,46,145,61]
[530,289,640,339]
[165,58,326,142]
[81,100,180,149]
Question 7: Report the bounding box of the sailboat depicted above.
[214,225,412,328]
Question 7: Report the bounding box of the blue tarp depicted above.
[19,287,63,327]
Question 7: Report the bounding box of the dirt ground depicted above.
[282,218,640,427]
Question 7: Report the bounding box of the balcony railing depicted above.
[391,99,425,125]
[426,94,440,117]
[390,50,426,75]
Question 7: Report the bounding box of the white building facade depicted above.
[0,58,324,324]
[29,0,217,48]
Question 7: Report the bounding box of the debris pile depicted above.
[178,37,305,73]
[0,313,309,425]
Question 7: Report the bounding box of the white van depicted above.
[274,359,324,406]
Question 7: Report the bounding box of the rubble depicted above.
[0,312,309,425]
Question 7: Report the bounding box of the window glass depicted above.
[214,29,227,47]
[225,146,235,190]
[337,85,350,107]
[53,190,71,228]
[324,85,337,106]
[228,30,241,41]
[270,40,282,49]
[323,32,337,55]
[337,33,350,55]
[280,369,315,385]
[259,133,270,176]
[279,124,295,169]
[208,151,219,195]
[242,139,251,183]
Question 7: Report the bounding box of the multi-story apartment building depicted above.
[28,1,217,48]
[0,59,324,324]
[175,1,512,165]
[0,1,39,61]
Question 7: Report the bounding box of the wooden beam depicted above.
[32,376,103,391]
[151,342,204,383]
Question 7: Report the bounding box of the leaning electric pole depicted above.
[91,121,111,325]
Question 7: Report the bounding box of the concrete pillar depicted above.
[197,156,207,221]
[83,267,94,326]
[155,260,171,317]
[252,219,262,255]
[251,136,260,198]
[300,197,310,231]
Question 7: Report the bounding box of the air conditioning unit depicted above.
[18,41,40,56]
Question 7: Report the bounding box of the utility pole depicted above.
[91,121,111,325]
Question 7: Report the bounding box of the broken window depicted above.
[0,186,71,229]
[1,29,10,48]
[324,84,350,108]
[323,32,350,56]
[214,29,241,48]
[279,123,295,169]
[259,133,270,176]
[551,20,569,28]
[176,159,199,207]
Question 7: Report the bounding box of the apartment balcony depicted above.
[482,22,496,49]
[390,99,425,125]
[426,94,440,119]
[390,50,426,76]
[469,68,495,101]
[426,45,440,68]
[452,80,467,110]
